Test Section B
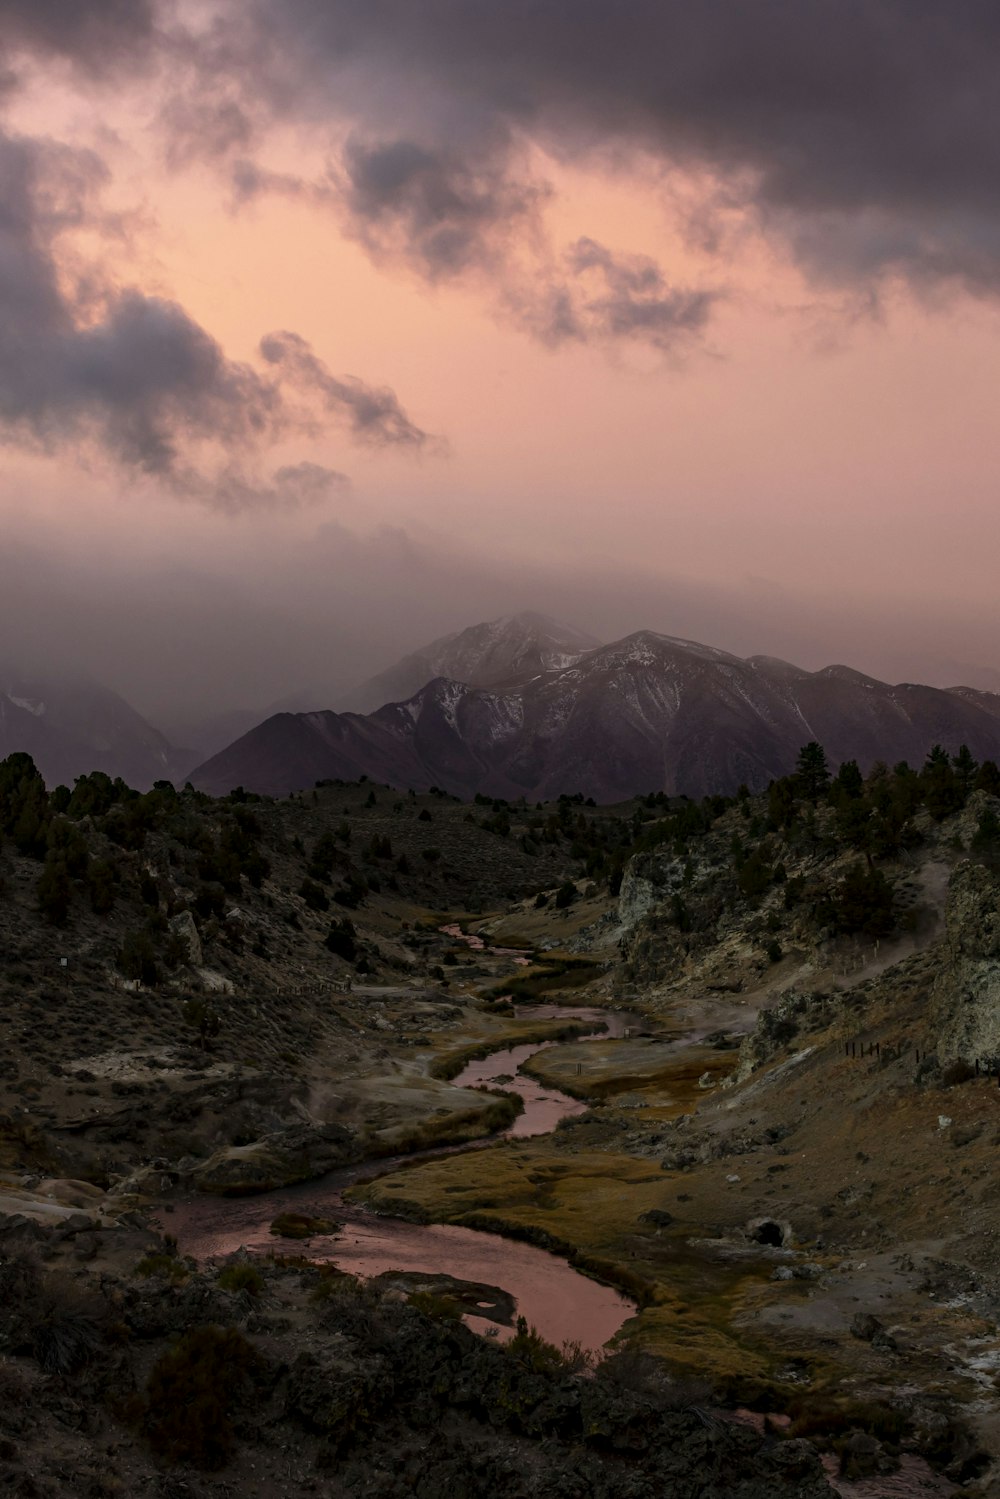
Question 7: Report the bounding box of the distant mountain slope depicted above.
[333,611,601,714]
[189,630,1000,802]
[0,671,192,790]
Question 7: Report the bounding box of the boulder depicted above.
[850,1312,883,1341]
[190,1121,359,1194]
[169,910,203,966]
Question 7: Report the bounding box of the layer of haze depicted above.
[3,1,1000,743]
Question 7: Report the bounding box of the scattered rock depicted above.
[850,1312,884,1341]
[791,1262,823,1280]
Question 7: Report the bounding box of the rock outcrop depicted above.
[188,1121,360,1194]
[931,862,1000,1061]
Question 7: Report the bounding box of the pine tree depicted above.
[795,742,830,802]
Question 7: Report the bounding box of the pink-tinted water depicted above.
[169,1186,632,1351]
[170,1002,640,1353]
[453,1005,638,1138]
[440,922,532,964]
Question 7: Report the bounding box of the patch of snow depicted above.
[9,694,45,716]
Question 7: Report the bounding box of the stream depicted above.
[167,947,956,1495]
[170,1001,639,1352]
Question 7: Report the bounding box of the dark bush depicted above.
[138,1325,264,1470]
[299,877,330,912]
[325,918,358,962]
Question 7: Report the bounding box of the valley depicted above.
[4,747,1000,1493]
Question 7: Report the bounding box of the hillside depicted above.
[191,629,1000,801]
[8,742,1000,1491]
[0,670,192,790]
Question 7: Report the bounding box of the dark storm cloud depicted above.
[0,0,159,74]
[227,0,1000,296]
[0,127,429,507]
[338,135,545,278]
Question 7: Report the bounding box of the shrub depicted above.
[136,1252,188,1283]
[334,876,368,908]
[506,1316,573,1375]
[941,1058,976,1088]
[217,1263,264,1296]
[269,1213,339,1240]
[138,1325,264,1470]
[118,928,158,986]
[36,853,72,925]
[324,918,358,962]
[408,1290,462,1322]
[299,877,330,912]
[554,881,577,909]
[31,1298,103,1374]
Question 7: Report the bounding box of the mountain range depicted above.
[0,671,194,791]
[188,623,1000,802]
[331,611,601,715]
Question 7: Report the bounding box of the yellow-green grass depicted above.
[429,1017,607,1081]
[349,1141,810,1389]
[521,1041,736,1113]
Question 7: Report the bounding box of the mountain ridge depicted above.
[189,628,1000,801]
[332,610,602,714]
[0,670,195,790]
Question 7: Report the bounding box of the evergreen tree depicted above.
[795,742,830,802]
[952,744,979,798]
[36,852,71,925]
[831,759,864,801]
[922,744,962,820]
[976,760,1000,796]
[828,863,895,938]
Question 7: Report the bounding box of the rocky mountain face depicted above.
[0,671,192,790]
[333,610,601,714]
[169,611,597,759]
[190,630,1000,801]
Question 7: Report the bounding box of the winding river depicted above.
[167,981,956,1495]
[169,1002,640,1352]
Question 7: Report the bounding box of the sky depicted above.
[4,1,1000,737]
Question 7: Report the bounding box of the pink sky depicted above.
[3,3,1000,720]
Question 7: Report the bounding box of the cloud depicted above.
[209,0,1000,301]
[0,126,430,507]
[167,461,350,516]
[337,134,546,279]
[12,1,1000,304]
[0,0,160,88]
[549,238,717,348]
[259,331,431,448]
